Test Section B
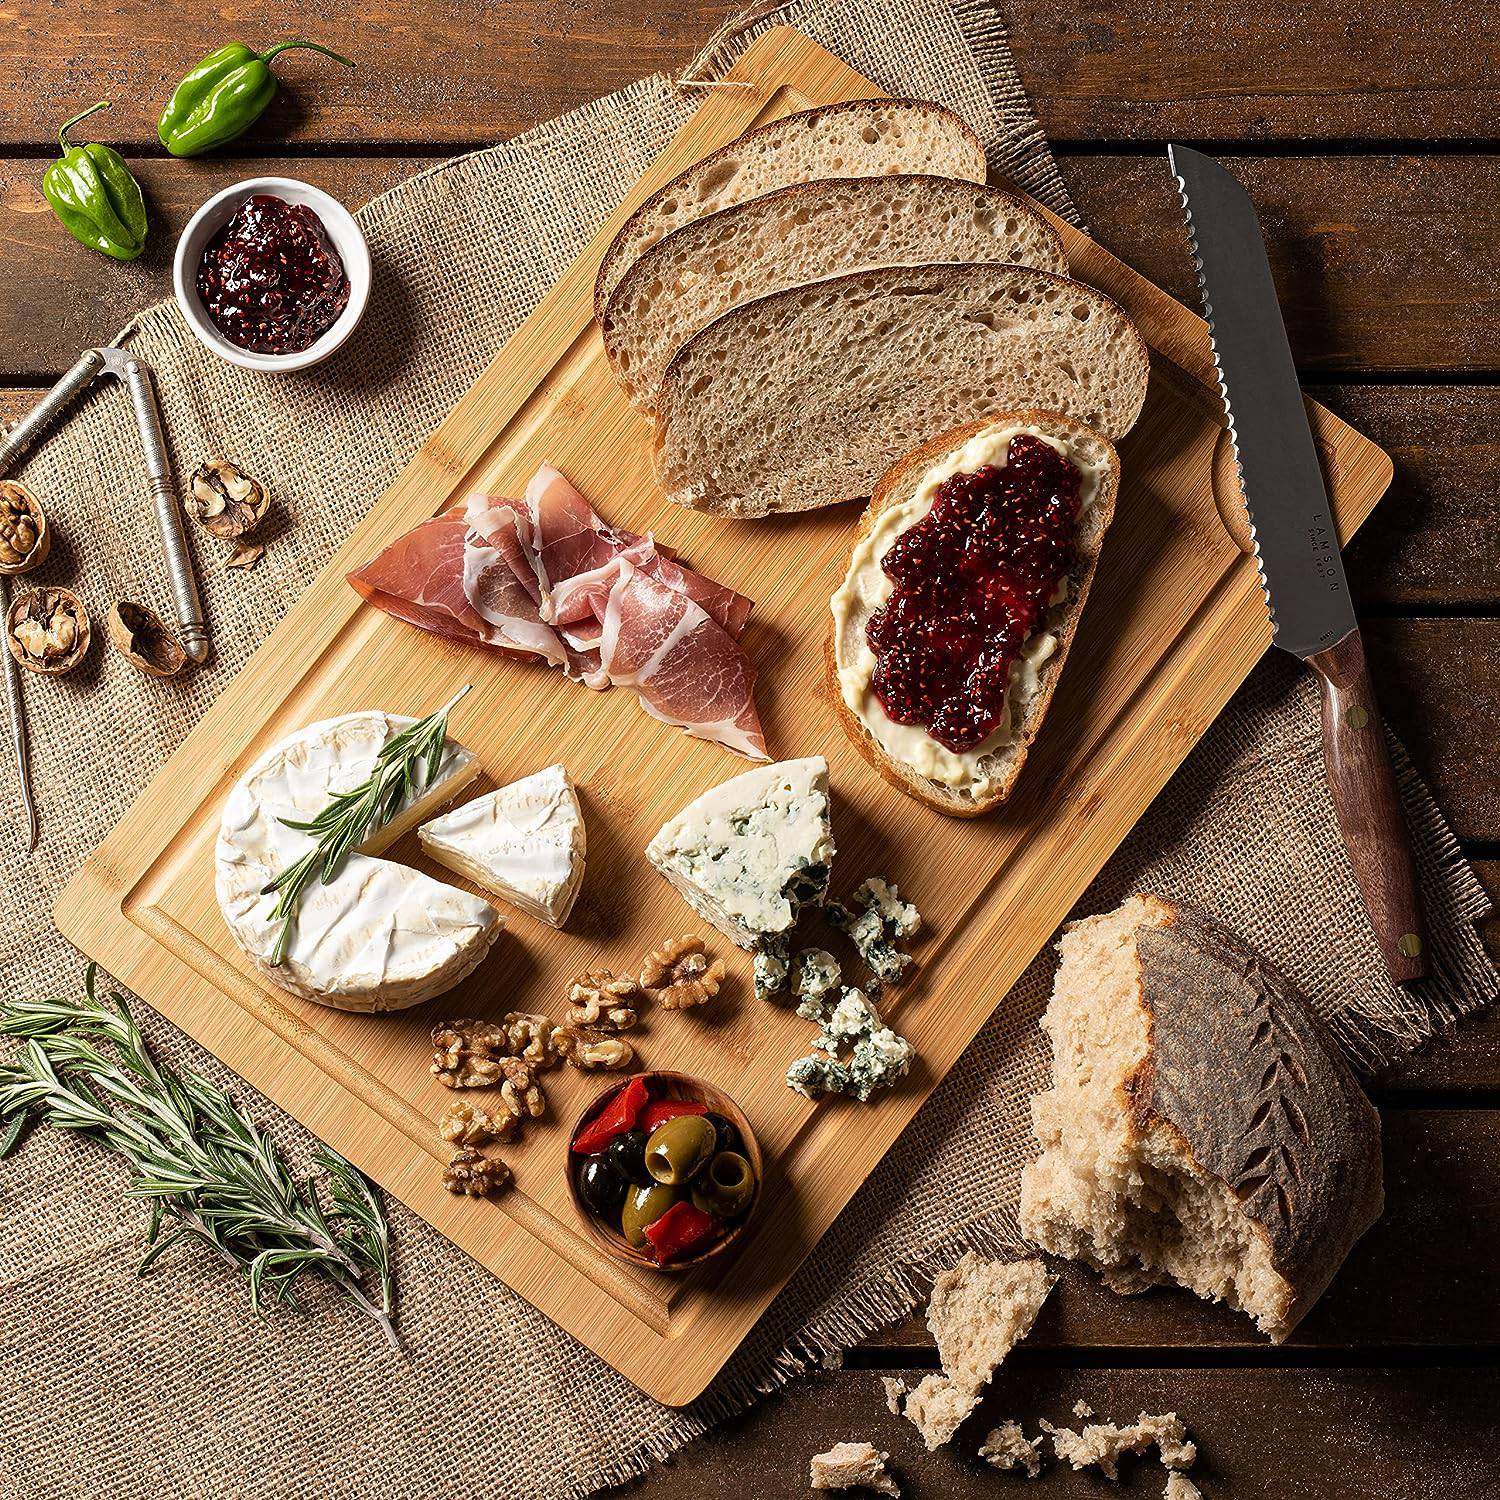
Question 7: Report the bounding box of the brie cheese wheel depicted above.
[417,763,586,928]
[216,712,501,1012]
[646,756,834,949]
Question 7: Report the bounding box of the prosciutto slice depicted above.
[346,465,767,759]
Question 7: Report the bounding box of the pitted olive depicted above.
[690,1151,757,1218]
[620,1180,681,1246]
[644,1113,717,1186]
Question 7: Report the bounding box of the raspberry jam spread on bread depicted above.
[866,436,1083,752]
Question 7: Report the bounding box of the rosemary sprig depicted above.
[263,685,471,965]
[0,966,398,1347]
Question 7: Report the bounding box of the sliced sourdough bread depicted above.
[653,262,1147,517]
[828,411,1120,815]
[594,97,986,317]
[601,175,1066,410]
[1018,894,1385,1342]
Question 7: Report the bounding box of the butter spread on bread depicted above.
[830,412,1120,815]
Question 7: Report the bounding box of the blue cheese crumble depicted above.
[785,987,914,1103]
[790,948,843,1019]
[825,876,921,992]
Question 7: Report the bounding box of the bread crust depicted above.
[593,96,987,320]
[1124,896,1385,1338]
[826,410,1121,816]
[601,174,1067,410]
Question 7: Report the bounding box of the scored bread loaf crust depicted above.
[601,175,1067,410]
[827,411,1121,816]
[653,262,1148,517]
[1020,894,1384,1341]
[594,96,987,318]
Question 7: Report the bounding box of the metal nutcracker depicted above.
[0,345,209,850]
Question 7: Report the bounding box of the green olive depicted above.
[620,1181,680,1246]
[690,1151,757,1218]
[644,1113,717,1186]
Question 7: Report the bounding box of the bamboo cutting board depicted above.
[55,27,1393,1404]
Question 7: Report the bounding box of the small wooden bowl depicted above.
[566,1070,763,1274]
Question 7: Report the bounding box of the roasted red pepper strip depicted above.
[637,1099,708,1133]
[644,1200,720,1263]
[572,1075,649,1155]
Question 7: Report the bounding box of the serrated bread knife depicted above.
[1169,144,1426,984]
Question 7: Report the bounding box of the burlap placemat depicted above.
[1,2,1493,1496]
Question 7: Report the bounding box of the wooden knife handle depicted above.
[1307,629,1427,984]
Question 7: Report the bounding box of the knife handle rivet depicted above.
[1399,933,1423,959]
[1343,704,1369,730]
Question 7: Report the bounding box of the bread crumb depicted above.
[1073,1398,1094,1418]
[880,1376,908,1415]
[901,1254,1055,1450]
[1165,1473,1203,1499]
[978,1420,1044,1478]
[808,1441,899,1496]
[1043,1411,1195,1480]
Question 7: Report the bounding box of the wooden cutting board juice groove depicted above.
[54,27,1393,1403]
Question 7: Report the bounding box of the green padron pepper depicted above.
[157,41,355,157]
[42,102,148,262]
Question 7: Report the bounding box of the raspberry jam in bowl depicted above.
[174,177,370,373]
[866,435,1084,752]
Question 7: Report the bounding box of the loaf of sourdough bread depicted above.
[653,263,1147,517]
[1019,894,1384,1342]
[601,175,1065,410]
[594,96,987,317]
[828,411,1120,816]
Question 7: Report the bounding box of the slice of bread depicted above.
[828,411,1120,816]
[601,175,1066,410]
[654,263,1147,517]
[1018,894,1385,1342]
[594,97,986,318]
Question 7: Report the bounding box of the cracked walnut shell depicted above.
[554,1026,635,1071]
[566,970,642,1032]
[0,482,48,573]
[641,935,726,1010]
[6,587,90,675]
[188,460,271,539]
[442,1148,512,1198]
[107,600,187,678]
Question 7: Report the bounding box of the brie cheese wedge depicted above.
[646,756,834,949]
[417,763,586,928]
[216,712,500,1012]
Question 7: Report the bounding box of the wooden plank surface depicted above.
[864,1110,1500,1349]
[2,0,1492,146]
[609,1366,1500,1498]
[3,154,1498,378]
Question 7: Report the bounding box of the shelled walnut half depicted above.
[188,460,271,539]
[106,601,187,678]
[640,935,726,1011]
[566,970,642,1032]
[442,1148,512,1198]
[554,1025,635,1072]
[6,587,89,675]
[0,482,48,573]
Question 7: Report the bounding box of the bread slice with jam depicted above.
[828,410,1120,816]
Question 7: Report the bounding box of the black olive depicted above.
[577,1155,627,1216]
[607,1127,652,1186]
[703,1111,742,1157]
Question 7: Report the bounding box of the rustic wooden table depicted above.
[6,3,1497,1495]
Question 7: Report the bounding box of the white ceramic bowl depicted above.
[173,176,371,373]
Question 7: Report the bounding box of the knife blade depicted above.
[1170,144,1427,983]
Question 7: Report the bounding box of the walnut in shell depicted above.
[5,587,89,675]
[107,601,187,678]
[188,460,271,539]
[0,482,48,573]
[640,935,726,1011]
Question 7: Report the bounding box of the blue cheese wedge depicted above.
[417,763,586,928]
[646,756,834,950]
[215,712,501,1012]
